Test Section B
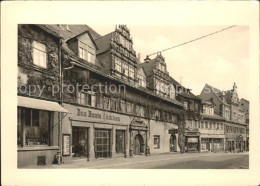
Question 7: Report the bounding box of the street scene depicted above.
[17,24,249,169]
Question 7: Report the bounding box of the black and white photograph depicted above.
[1,1,259,186]
[16,24,249,169]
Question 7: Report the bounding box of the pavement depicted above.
[24,151,249,169]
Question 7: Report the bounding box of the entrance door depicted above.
[72,127,88,158]
[170,134,177,152]
[133,134,143,155]
[94,129,111,158]
[116,130,125,154]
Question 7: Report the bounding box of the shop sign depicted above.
[201,134,224,138]
[169,129,178,134]
[64,104,128,124]
[185,132,200,136]
[77,108,120,122]
[63,134,70,156]
[188,137,198,143]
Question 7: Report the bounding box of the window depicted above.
[137,74,146,87]
[78,41,95,64]
[18,107,51,146]
[203,106,206,114]
[32,41,47,68]
[110,98,118,111]
[136,105,145,117]
[201,121,204,129]
[153,135,160,149]
[195,102,199,111]
[194,120,198,128]
[154,110,160,120]
[129,65,134,79]
[122,62,128,76]
[184,102,188,110]
[77,91,96,107]
[115,57,121,72]
[79,47,88,61]
[120,100,126,113]
[103,97,110,110]
[88,46,95,64]
[126,101,134,114]
[205,122,208,129]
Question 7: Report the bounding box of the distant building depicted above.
[200,83,247,152]
[240,98,249,151]
[199,99,226,152]
[170,77,202,152]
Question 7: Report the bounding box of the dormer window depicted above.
[78,41,95,64]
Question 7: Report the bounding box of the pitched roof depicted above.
[138,60,155,77]
[200,84,229,106]
[95,32,114,54]
[169,76,201,101]
[38,24,101,41]
[66,30,99,50]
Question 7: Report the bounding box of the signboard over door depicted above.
[63,134,71,156]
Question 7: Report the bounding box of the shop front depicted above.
[185,130,200,153]
[200,134,225,152]
[62,103,130,162]
[17,96,69,168]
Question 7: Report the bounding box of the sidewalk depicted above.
[23,151,248,169]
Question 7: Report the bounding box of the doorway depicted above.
[170,134,177,152]
[133,134,144,155]
[116,130,125,154]
[72,127,88,158]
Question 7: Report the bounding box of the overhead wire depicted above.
[147,25,237,57]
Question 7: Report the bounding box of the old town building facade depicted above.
[16,24,185,166]
[200,83,247,152]
[17,25,69,167]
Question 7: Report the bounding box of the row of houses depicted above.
[17,24,249,167]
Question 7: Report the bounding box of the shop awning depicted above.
[18,96,69,113]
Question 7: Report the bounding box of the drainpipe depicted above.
[58,38,63,164]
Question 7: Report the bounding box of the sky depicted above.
[90,25,249,100]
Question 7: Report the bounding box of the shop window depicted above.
[153,135,160,149]
[103,97,110,110]
[32,41,47,68]
[77,91,96,107]
[17,107,51,146]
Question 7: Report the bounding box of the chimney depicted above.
[138,53,141,63]
[144,55,150,63]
